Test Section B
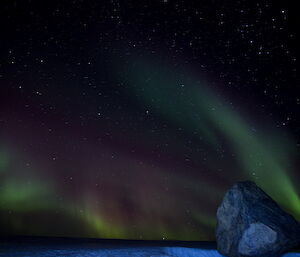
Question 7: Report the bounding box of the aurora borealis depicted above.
[0,0,299,241]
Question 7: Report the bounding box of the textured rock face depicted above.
[216,181,300,257]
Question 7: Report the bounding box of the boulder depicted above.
[216,181,300,257]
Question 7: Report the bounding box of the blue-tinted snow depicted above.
[1,246,300,257]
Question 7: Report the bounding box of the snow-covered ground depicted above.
[1,246,300,257]
[165,247,300,257]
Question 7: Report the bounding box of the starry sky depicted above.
[0,0,299,241]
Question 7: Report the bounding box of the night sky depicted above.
[0,0,299,241]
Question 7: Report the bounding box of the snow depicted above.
[1,246,300,257]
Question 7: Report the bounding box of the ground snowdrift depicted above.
[1,246,300,257]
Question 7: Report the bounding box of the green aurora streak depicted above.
[122,58,300,220]
[0,58,299,240]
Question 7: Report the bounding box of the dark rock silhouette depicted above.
[216,181,300,257]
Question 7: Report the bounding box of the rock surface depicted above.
[216,181,300,257]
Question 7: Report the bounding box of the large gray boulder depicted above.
[216,181,300,257]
